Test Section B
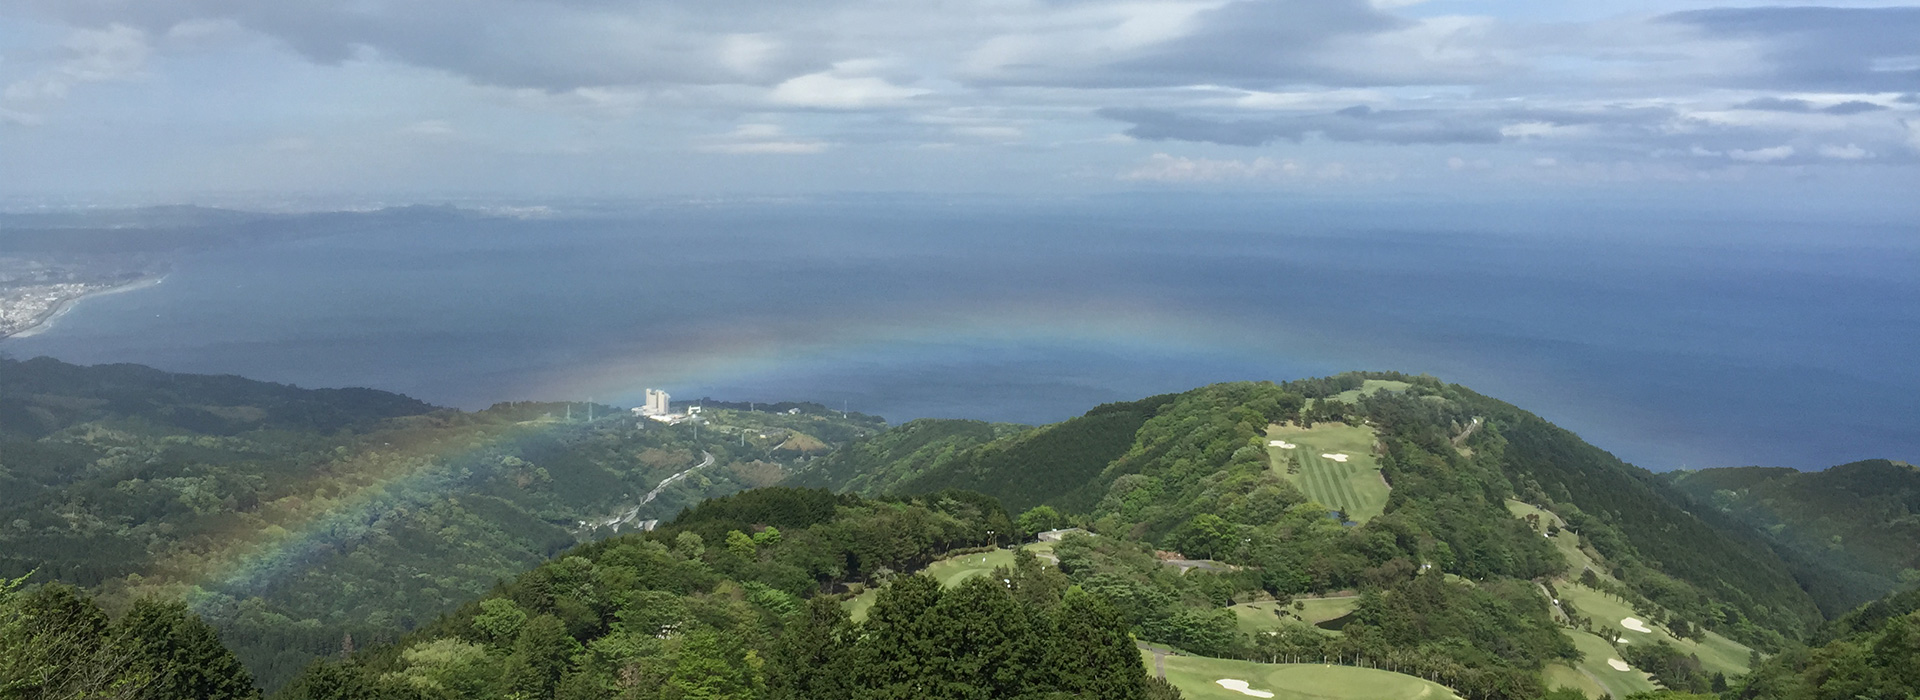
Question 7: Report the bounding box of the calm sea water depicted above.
[6,197,1916,471]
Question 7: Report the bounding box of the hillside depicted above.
[274,488,1175,700]
[1735,586,1920,698]
[1665,460,1920,616]
[0,357,882,690]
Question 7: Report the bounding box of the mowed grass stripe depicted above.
[1313,452,1360,512]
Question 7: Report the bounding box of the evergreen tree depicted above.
[118,598,259,700]
[769,597,855,700]
[501,615,579,699]
[855,575,944,700]
[1047,588,1148,700]
[924,576,1043,699]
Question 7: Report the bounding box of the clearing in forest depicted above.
[844,546,1023,621]
[1266,422,1390,523]
[1149,653,1461,700]
[1229,597,1360,636]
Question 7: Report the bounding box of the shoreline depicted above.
[2,274,168,341]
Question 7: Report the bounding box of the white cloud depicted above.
[770,69,929,109]
[1817,143,1869,160]
[4,24,150,102]
[1729,145,1794,162]
[403,120,457,137]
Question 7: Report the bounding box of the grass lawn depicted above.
[1543,661,1608,699]
[1230,597,1360,636]
[1560,629,1658,698]
[845,546,1024,621]
[1267,422,1390,523]
[1330,379,1413,404]
[1150,652,1461,700]
[1505,500,1604,576]
[1556,583,1752,677]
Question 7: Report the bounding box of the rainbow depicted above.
[153,300,1381,606]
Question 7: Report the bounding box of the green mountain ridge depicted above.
[1665,460,1920,617]
[4,360,1914,700]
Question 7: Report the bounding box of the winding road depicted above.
[578,450,715,533]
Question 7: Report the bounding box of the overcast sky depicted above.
[3,0,1918,202]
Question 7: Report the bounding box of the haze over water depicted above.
[6,197,1915,472]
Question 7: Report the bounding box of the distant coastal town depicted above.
[0,257,163,339]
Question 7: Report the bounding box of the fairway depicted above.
[1268,422,1390,522]
[1151,652,1462,700]
[845,546,1024,621]
[1231,597,1359,636]
[1331,379,1413,404]
[1556,583,1752,676]
[1560,628,1657,698]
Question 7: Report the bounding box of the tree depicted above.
[1173,514,1233,560]
[727,530,758,558]
[473,598,528,645]
[501,615,579,699]
[855,575,945,700]
[1018,506,1065,536]
[1047,588,1149,700]
[118,598,259,700]
[768,596,855,700]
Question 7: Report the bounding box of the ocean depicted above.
[5,196,1915,471]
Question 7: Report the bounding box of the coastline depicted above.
[2,274,167,341]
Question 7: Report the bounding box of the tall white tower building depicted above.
[642,389,671,416]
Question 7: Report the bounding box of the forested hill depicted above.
[792,373,1827,651]
[783,393,1174,514]
[0,355,436,438]
[1665,460,1920,616]
[0,356,884,691]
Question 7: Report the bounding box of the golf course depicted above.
[1230,596,1360,636]
[1267,421,1391,523]
[1150,652,1462,700]
[845,546,1022,621]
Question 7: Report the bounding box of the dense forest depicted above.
[275,488,1174,700]
[1665,461,1920,616]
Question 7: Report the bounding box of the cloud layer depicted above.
[2,0,1917,195]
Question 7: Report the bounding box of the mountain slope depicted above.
[1665,460,1920,616]
[0,357,881,690]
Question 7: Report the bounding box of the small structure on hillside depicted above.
[1037,528,1088,542]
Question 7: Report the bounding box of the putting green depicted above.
[1150,652,1462,700]
[1231,597,1359,636]
[844,546,1024,621]
[1268,422,1390,523]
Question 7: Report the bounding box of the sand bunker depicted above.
[1269,440,1297,449]
[1607,658,1631,672]
[1620,617,1653,634]
[1321,453,1350,462]
[1215,680,1275,698]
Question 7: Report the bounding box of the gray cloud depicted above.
[1736,97,1888,115]
[1663,7,1920,92]
[1099,106,1505,146]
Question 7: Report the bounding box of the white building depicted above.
[641,388,670,416]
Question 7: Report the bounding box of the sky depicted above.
[2,0,1919,202]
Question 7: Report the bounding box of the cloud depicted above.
[699,123,831,154]
[1662,7,1920,92]
[1100,105,1503,146]
[1818,144,1869,160]
[771,69,928,109]
[1734,97,1886,115]
[1728,145,1794,163]
[4,23,149,102]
